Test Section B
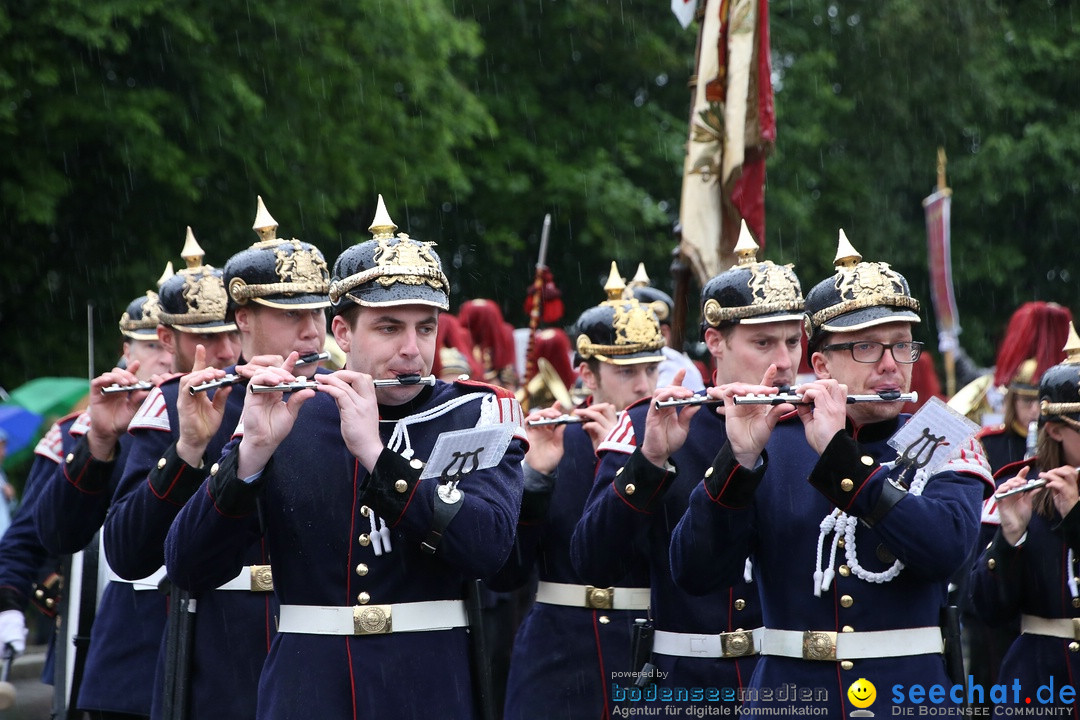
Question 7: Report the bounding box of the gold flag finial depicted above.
[833,229,862,268]
[156,261,175,288]
[180,227,205,269]
[252,196,279,241]
[604,261,625,301]
[369,194,398,239]
[733,220,760,267]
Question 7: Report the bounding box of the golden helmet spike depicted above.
[833,228,862,268]
[180,227,205,269]
[628,262,651,288]
[1062,322,1080,364]
[252,195,279,242]
[369,194,398,240]
[156,261,175,288]
[732,220,760,267]
[604,261,625,301]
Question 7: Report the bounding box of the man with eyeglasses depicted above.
[669,231,993,715]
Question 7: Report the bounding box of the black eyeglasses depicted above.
[821,340,924,364]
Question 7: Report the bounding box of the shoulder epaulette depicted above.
[128,386,171,432]
[453,377,516,401]
[976,424,1007,439]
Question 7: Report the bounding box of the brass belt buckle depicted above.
[721,629,754,658]
[353,605,393,635]
[802,630,837,661]
[585,586,614,610]
[249,565,274,592]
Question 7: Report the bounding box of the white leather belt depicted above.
[105,565,168,592]
[1021,614,1080,641]
[756,627,943,661]
[535,581,650,611]
[215,565,274,592]
[278,600,467,636]
[653,629,758,659]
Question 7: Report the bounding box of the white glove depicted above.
[0,609,28,656]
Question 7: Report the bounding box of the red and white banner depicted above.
[922,188,960,335]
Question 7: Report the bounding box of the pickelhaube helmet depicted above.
[803,229,920,351]
[225,196,331,312]
[1039,323,1080,427]
[573,262,665,366]
[699,220,804,333]
[118,291,164,340]
[157,228,237,334]
[626,263,674,325]
[329,195,450,314]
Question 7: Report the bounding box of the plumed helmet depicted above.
[573,262,665,366]
[157,227,236,334]
[329,195,449,314]
[119,291,164,340]
[626,263,674,324]
[803,229,920,352]
[700,221,804,334]
[992,302,1073,389]
[225,196,330,312]
[1039,323,1080,426]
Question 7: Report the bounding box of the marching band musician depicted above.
[968,324,1080,717]
[626,263,705,392]
[491,263,661,720]
[104,204,329,720]
[669,231,993,713]
[164,196,526,719]
[571,222,804,710]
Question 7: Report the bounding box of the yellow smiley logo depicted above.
[847,678,877,709]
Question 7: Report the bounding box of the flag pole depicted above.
[936,149,956,397]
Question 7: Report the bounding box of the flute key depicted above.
[101,381,154,394]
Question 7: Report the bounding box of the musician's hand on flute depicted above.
[237,354,313,478]
[641,370,700,469]
[88,362,148,460]
[576,403,617,452]
[996,467,1034,546]
[523,406,568,474]
[720,365,791,469]
[795,379,849,455]
[1042,464,1080,522]
[177,345,234,466]
[315,370,382,471]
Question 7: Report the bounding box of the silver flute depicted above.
[993,479,1048,500]
[249,374,436,394]
[189,374,242,396]
[101,381,154,394]
[527,414,585,427]
[294,351,330,368]
[655,389,917,409]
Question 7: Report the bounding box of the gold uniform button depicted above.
[355,564,368,576]
[599,616,610,624]
[840,595,854,608]
[409,458,424,470]
[359,534,371,547]
[704,467,714,478]
[624,484,636,496]
[838,565,850,577]
[67,453,75,464]
[360,505,371,517]
[395,480,409,493]
[156,457,166,470]
[1073,598,1080,609]
[1070,642,1080,652]
[841,660,854,670]
[837,538,846,548]
[842,625,854,633]
[860,455,874,466]
[357,592,370,605]
[987,558,996,570]
[35,589,44,599]
[840,478,854,492]
[210,463,219,477]
[734,599,746,611]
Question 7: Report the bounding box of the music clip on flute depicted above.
[101,381,154,394]
[993,479,1048,500]
[526,414,586,427]
[188,374,242,396]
